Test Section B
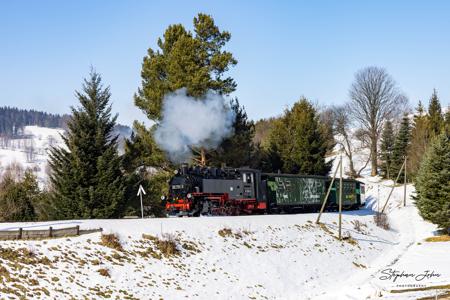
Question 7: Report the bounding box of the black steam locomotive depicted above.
[164,165,365,216]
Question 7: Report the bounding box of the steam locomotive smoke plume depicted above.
[154,88,235,163]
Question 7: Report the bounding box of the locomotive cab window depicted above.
[242,173,253,184]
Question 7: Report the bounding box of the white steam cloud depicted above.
[154,88,235,163]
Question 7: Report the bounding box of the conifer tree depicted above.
[0,169,37,222]
[428,89,444,136]
[380,120,395,179]
[208,99,255,167]
[48,71,125,219]
[268,98,331,175]
[135,14,237,121]
[444,105,450,134]
[122,122,170,217]
[390,114,411,182]
[134,13,237,166]
[415,132,450,234]
[407,102,430,178]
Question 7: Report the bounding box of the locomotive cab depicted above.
[165,166,267,216]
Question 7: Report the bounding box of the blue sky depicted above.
[1,1,450,125]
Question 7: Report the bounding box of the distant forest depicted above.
[0,106,69,136]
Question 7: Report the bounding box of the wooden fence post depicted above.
[76,225,80,236]
[18,228,22,239]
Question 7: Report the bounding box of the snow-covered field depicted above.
[0,178,448,299]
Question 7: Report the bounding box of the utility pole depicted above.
[137,184,146,219]
[316,157,341,224]
[381,158,406,214]
[338,155,343,240]
[403,156,407,207]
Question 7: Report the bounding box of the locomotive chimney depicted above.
[181,163,189,175]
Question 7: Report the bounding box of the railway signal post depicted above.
[137,184,146,219]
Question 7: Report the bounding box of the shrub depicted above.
[141,233,179,258]
[218,227,233,238]
[97,268,110,277]
[156,234,179,257]
[100,234,123,251]
[0,169,38,222]
[352,220,366,232]
[374,213,390,230]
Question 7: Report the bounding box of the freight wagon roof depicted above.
[262,173,329,179]
[263,173,365,183]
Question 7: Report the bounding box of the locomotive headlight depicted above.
[187,193,192,199]
[161,195,166,201]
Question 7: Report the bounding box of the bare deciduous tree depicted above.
[349,66,407,176]
[333,105,371,178]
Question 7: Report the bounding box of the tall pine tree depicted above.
[390,114,411,182]
[379,120,395,179]
[48,71,125,219]
[134,13,237,166]
[268,98,331,175]
[407,102,430,179]
[428,89,444,137]
[415,132,450,234]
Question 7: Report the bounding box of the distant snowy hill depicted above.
[0,125,131,187]
[0,126,65,187]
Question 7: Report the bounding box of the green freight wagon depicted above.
[327,179,364,210]
[262,174,328,213]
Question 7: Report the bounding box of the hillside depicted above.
[0,107,68,136]
[0,178,448,299]
[0,124,131,187]
[0,126,65,187]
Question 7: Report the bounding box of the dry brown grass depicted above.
[425,235,450,242]
[141,233,180,258]
[319,223,334,235]
[218,227,233,238]
[157,234,179,257]
[0,247,52,266]
[100,234,123,251]
[0,265,10,281]
[97,268,110,277]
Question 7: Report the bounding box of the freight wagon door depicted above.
[334,181,357,208]
[271,176,325,206]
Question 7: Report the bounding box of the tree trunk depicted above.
[370,134,378,176]
[200,148,206,167]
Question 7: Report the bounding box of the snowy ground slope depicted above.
[0,179,448,299]
[317,177,450,299]
[0,210,396,299]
